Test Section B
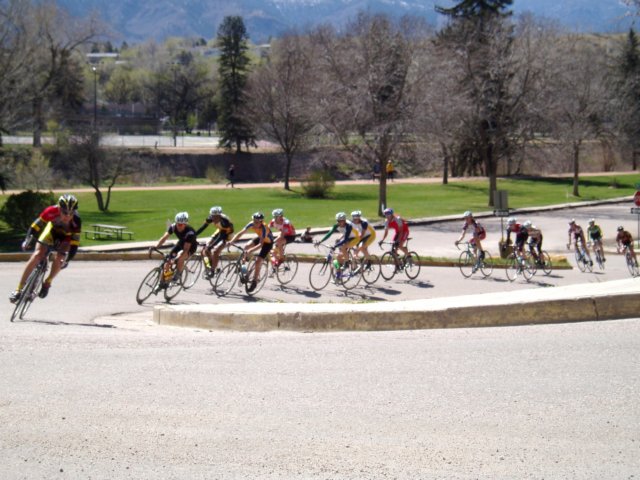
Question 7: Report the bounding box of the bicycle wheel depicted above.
[245,257,269,296]
[505,255,519,282]
[626,252,639,277]
[522,255,535,281]
[458,250,475,278]
[309,258,331,291]
[340,260,362,290]
[182,254,203,289]
[479,251,494,277]
[404,251,421,280]
[164,270,184,302]
[540,251,552,275]
[214,263,238,296]
[380,252,398,280]
[575,250,587,272]
[275,254,298,285]
[135,267,161,305]
[594,249,604,270]
[361,255,381,285]
[10,263,45,321]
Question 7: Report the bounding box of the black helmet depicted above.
[252,211,264,220]
[617,226,624,231]
[58,194,78,213]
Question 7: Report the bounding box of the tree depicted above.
[435,0,515,206]
[245,34,316,190]
[216,16,255,153]
[311,13,421,215]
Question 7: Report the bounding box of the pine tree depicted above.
[216,16,255,153]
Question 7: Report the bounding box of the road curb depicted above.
[152,279,640,332]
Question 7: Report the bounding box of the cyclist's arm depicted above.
[155,231,171,249]
[318,225,337,244]
[194,221,210,236]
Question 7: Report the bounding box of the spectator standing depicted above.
[226,164,235,188]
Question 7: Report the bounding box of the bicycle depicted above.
[620,244,639,277]
[10,243,63,322]
[527,244,552,276]
[309,243,361,291]
[135,248,185,304]
[379,239,421,281]
[570,241,593,273]
[214,244,268,296]
[456,242,493,278]
[505,248,535,282]
[587,241,605,271]
[269,245,299,286]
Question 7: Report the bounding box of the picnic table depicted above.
[85,224,134,241]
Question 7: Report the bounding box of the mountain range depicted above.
[58,0,636,44]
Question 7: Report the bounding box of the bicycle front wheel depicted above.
[626,252,639,277]
[214,263,238,296]
[522,256,535,281]
[136,267,161,305]
[10,263,45,321]
[309,258,331,291]
[575,250,587,272]
[182,254,203,289]
[505,255,518,282]
[404,251,421,280]
[361,255,381,285]
[479,251,494,277]
[594,249,604,270]
[540,251,552,275]
[380,252,398,280]
[458,251,475,278]
[275,254,299,285]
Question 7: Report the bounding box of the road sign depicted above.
[493,209,510,217]
[631,207,640,214]
[634,190,640,207]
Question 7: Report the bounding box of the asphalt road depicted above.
[1,202,639,479]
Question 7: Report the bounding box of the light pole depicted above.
[92,66,98,129]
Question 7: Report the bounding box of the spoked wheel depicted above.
[340,260,362,291]
[182,254,203,290]
[458,251,475,278]
[594,250,605,271]
[275,254,299,285]
[10,265,44,321]
[164,270,185,302]
[380,252,398,280]
[575,250,588,272]
[136,267,161,305]
[479,251,494,277]
[245,257,269,296]
[361,255,381,285]
[309,258,331,291]
[403,251,421,280]
[540,251,552,275]
[214,263,238,296]
[506,255,519,282]
[522,256,535,281]
[626,252,639,277]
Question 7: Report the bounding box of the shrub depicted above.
[301,169,335,198]
[205,165,226,184]
[0,190,55,233]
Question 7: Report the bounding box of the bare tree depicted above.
[244,34,316,190]
[311,13,424,215]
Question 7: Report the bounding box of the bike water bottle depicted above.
[241,264,247,276]
[204,256,211,269]
[333,259,340,269]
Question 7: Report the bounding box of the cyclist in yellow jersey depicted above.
[229,212,274,292]
[195,206,234,277]
[350,210,376,262]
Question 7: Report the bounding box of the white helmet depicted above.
[175,211,189,224]
[523,220,532,228]
[272,208,284,217]
[463,210,473,218]
[209,206,222,216]
[335,212,347,221]
[507,217,516,226]
[588,218,595,225]
[351,210,362,218]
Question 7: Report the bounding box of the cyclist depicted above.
[567,219,593,266]
[150,211,198,283]
[9,194,81,303]
[196,206,234,277]
[455,210,486,262]
[587,218,606,263]
[351,210,376,263]
[229,212,274,292]
[316,212,360,268]
[524,220,544,264]
[379,207,410,259]
[269,208,296,266]
[615,226,638,267]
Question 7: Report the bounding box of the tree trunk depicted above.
[33,98,43,148]
[378,159,387,217]
[440,142,449,185]
[284,151,293,191]
[572,140,581,197]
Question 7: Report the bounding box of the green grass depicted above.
[0,173,638,250]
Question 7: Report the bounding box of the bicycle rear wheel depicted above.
[458,251,475,278]
[245,257,269,296]
[626,252,639,277]
[361,255,381,285]
[340,260,362,290]
[275,254,299,285]
[479,251,494,277]
[214,263,238,296]
[182,254,203,289]
[309,258,331,291]
[505,255,519,282]
[404,251,421,280]
[380,252,398,280]
[135,267,161,305]
[594,249,604,270]
[164,270,184,302]
[540,251,552,275]
[522,255,535,281]
[575,250,587,272]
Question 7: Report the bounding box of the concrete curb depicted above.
[152,278,640,332]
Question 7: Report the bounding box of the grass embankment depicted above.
[0,174,637,252]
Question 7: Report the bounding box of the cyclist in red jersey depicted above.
[378,208,410,258]
[9,194,81,302]
[269,208,296,266]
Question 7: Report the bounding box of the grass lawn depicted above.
[0,173,638,250]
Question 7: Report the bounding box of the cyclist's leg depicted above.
[17,243,48,290]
